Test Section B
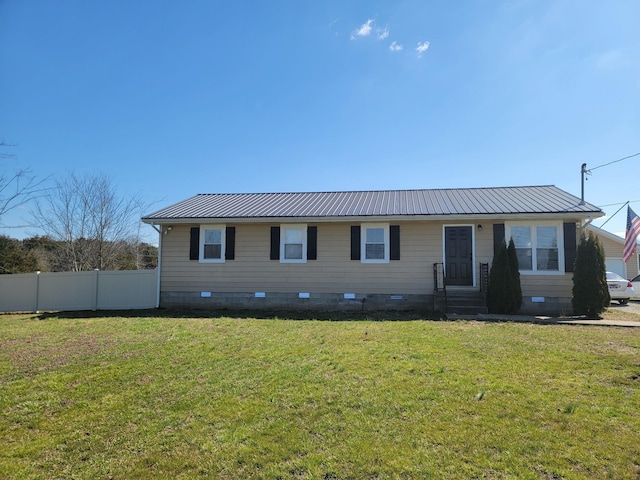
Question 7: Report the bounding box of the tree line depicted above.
[0,234,157,274]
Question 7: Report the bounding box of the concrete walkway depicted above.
[454,313,640,327]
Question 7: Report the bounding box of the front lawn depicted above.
[1,312,639,479]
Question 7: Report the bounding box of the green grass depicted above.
[1,311,639,479]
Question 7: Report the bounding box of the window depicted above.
[199,225,226,263]
[536,226,559,271]
[511,226,532,270]
[506,222,563,274]
[280,224,307,263]
[361,224,389,263]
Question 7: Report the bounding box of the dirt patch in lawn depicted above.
[0,334,119,377]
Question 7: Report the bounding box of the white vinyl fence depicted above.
[0,269,157,313]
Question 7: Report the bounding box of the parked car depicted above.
[630,275,640,301]
[606,271,636,305]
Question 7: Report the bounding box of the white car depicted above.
[630,275,640,301]
[606,272,636,305]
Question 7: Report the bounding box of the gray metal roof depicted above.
[142,185,603,222]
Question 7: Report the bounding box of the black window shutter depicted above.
[225,227,236,260]
[189,227,200,260]
[563,222,577,272]
[307,226,317,260]
[390,225,400,260]
[493,224,505,256]
[270,226,280,260]
[351,226,361,260]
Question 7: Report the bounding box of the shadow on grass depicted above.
[34,308,448,322]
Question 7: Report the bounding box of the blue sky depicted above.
[1,0,638,241]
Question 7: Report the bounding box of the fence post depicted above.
[94,269,99,311]
[33,271,41,314]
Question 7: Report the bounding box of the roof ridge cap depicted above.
[193,185,557,196]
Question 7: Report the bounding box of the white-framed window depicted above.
[199,225,226,263]
[506,222,564,274]
[361,223,389,263]
[280,224,307,263]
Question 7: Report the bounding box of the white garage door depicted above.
[606,258,626,278]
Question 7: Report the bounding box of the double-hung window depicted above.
[361,224,389,263]
[507,222,563,274]
[199,225,226,263]
[280,224,307,263]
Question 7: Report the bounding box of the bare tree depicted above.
[0,141,48,221]
[0,140,16,159]
[32,172,147,271]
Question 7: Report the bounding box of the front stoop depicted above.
[445,290,488,315]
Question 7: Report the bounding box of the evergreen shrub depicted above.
[572,232,610,319]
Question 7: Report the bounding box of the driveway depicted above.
[463,300,640,327]
[607,299,640,315]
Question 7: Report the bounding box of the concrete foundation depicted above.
[160,291,572,316]
[161,291,433,312]
[520,296,573,316]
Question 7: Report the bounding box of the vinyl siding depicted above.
[519,275,573,298]
[162,223,435,294]
[160,221,574,298]
[597,233,625,258]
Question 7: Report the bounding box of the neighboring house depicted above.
[142,185,603,315]
[587,224,640,280]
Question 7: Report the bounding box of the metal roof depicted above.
[142,185,603,222]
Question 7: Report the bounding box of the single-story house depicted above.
[142,185,603,315]
[587,224,639,280]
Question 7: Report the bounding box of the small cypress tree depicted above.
[488,238,523,314]
[572,232,610,318]
[507,238,523,312]
[488,240,511,313]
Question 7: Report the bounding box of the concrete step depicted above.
[446,305,489,315]
[444,291,487,315]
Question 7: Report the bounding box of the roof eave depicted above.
[142,211,604,225]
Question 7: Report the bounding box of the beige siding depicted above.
[163,223,438,295]
[519,274,573,298]
[597,233,623,258]
[160,221,575,298]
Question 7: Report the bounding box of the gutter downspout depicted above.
[581,218,593,237]
[151,224,162,309]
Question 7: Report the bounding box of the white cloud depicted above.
[351,19,374,39]
[350,19,429,60]
[416,40,430,58]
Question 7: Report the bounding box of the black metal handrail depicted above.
[433,262,446,292]
[479,262,489,294]
[433,262,447,313]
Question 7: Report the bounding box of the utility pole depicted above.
[580,163,588,205]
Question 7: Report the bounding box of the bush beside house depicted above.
[572,232,610,319]
[488,238,522,314]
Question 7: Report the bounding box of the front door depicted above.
[445,226,473,286]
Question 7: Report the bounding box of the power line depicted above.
[589,152,640,171]
[598,200,640,208]
[581,152,639,203]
